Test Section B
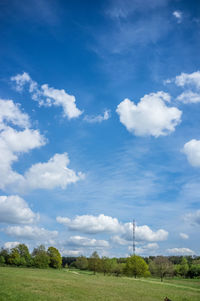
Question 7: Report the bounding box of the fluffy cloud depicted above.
[180,233,189,240]
[84,110,110,123]
[61,249,82,257]
[184,210,200,225]
[0,99,46,191]
[123,223,168,242]
[66,236,109,248]
[24,153,84,190]
[0,99,84,192]
[0,195,39,224]
[182,139,200,167]
[11,72,82,119]
[116,91,182,137]
[176,91,200,104]
[167,248,195,255]
[4,241,20,249]
[173,11,182,23]
[175,71,200,89]
[57,214,168,242]
[57,214,121,234]
[4,225,58,241]
[0,98,30,129]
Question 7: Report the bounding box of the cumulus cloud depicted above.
[176,91,200,103]
[173,11,182,23]
[116,91,182,137]
[24,153,84,190]
[167,248,195,255]
[11,72,82,119]
[175,71,200,89]
[61,249,82,257]
[0,98,30,129]
[180,233,189,240]
[57,214,122,234]
[66,236,109,248]
[184,210,200,225]
[4,241,20,249]
[182,139,200,167]
[57,214,168,242]
[123,223,168,242]
[0,99,84,192]
[4,225,58,241]
[0,195,39,224]
[84,110,110,123]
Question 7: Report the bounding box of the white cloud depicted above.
[0,99,84,192]
[5,225,58,241]
[167,248,195,255]
[57,214,122,234]
[11,72,82,119]
[180,233,189,240]
[111,235,130,246]
[11,72,32,91]
[57,214,168,242]
[24,153,84,190]
[116,91,182,137]
[176,91,200,103]
[0,98,30,129]
[184,210,200,225]
[41,84,82,119]
[182,139,200,167]
[84,110,110,123]
[173,11,182,23]
[66,236,109,248]
[123,223,168,242]
[175,71,200,89]
[0,195,39,224]
[4,241,20,249]
[61,249,82,257]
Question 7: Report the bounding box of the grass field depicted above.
[0,267,200,301]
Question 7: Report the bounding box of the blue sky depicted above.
[0,0,200,257]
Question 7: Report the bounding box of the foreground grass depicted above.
[0,267,200,301]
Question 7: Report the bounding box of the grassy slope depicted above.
[0,267,199,301]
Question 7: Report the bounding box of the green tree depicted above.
[101,257,113,275]
[88,251,100,275]
[7,247,21,266]
[75,256,88,270]
[47,247,62,269]
[149,256,173,282]
[0,255,5,265]
[125,255,150,278]
[16,244,32,266]
[0,248,9,264]
[32,245,50,268]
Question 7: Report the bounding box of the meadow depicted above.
[0,267,200,301]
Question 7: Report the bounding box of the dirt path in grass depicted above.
[127,277,200,292]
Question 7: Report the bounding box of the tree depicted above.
[0,248,9,264]
[125,255,150,278]
[101,257,113,275]
[47,247,62,269]
[7,247,21,266]
[75,256,88,270]
[88,251,100,275]
[150,256,173,282]
[16,244,32,266]
[0,255,5,265]
[32,245,50,268]
[175,257,189,278]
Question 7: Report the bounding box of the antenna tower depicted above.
[133,219,135,255]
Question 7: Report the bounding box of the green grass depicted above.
[0,267,200,301]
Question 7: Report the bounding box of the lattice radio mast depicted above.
[133,219,135,255]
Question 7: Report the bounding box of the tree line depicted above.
[1,244,200,280]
